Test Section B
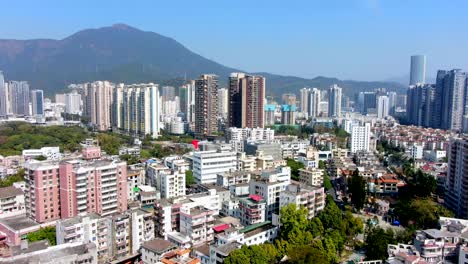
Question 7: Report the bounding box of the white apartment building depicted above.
[0,186,25,219]
[350,123,371,153]
[22,146,62,160]
[164,156,190,172]
[225,127,275,142]
[113,83,161,138]
[56,213,113,261]
[279,183,325,219]
[249,167,291,220]
[128,209,155,255]
[408,144,424,160]
[177,206,215,246]
[192,150,237,184]
[216,171,251,188]
[159,170,186,199]
[299,168,324,187]
[146,161,186,199]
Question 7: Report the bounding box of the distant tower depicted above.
[309,88,321,118]
[0,71,6,117]
[30,90,44,116]
[328,84,342,117]
[299,88,310,117]
[410,55,426,85]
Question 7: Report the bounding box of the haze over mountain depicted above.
[0,24,405,97]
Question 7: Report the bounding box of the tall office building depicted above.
[328,84,342,117]
[113,83,161,138]
[179,84,189,118]
[0,71,7,117]
[433,69,467,131]
[228,73,266,128]
[30,89,44,116]
[195,74,218,139]
[218,87,228,119]
[445,137,468,219]
[309,88,321,118]
[85,81,114,131]
[360,92,377,114]
[8,81,30,116]
[376,95,390,119]
[300,88,310,116]
[410,55,426,85]
[406,84,436,127]
[388,92,397,115]
[64,90,81,115]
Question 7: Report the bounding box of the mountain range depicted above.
[0,24,406,98]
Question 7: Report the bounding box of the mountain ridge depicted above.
[0,24,406,97]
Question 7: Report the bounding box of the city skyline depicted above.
[1,1,468,81]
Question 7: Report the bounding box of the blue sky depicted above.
[1,0,468,81]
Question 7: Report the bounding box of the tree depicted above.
[224,244,278,264]
[394,198,454,229]
[348,169,366,211]
[364,227,395,261]
[323,170,333,191]
[279,204,311,243]
[287,245,329,264]
[0,169,25,187]
[26,226,56,245]
[185,170,196,187]
[286,159,304,181]
[96,133,124,155]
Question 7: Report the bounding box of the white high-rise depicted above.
[65,90,82,115]
[328,84,342,117]
[218,87,228,119]
[8,81,30,116]
[309,88,321,118]
[300,88,310,116]
[85,81,114,131]
[377,95,390,119]
[350,123,371,153]
[0,71,7,117]
[113,83,161,138]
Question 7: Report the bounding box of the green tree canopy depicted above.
[348,169,367,211]
[26,226,56,246]
[286,159,305,181]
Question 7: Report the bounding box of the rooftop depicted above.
[0,186,23,199]
[0,215,39,231]
[142,239,176,254]
[215,242,242,256]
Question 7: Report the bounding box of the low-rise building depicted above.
[279,183,325,219]
[141,239,177,264]
[238,195,266,226]
[0,186,25,219]
[299,168,324,187]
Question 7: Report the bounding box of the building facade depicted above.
[195,74,218,139]
[228,73,266,129]
[328,84,342,117]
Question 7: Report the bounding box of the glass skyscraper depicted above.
[410,55,426,85]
